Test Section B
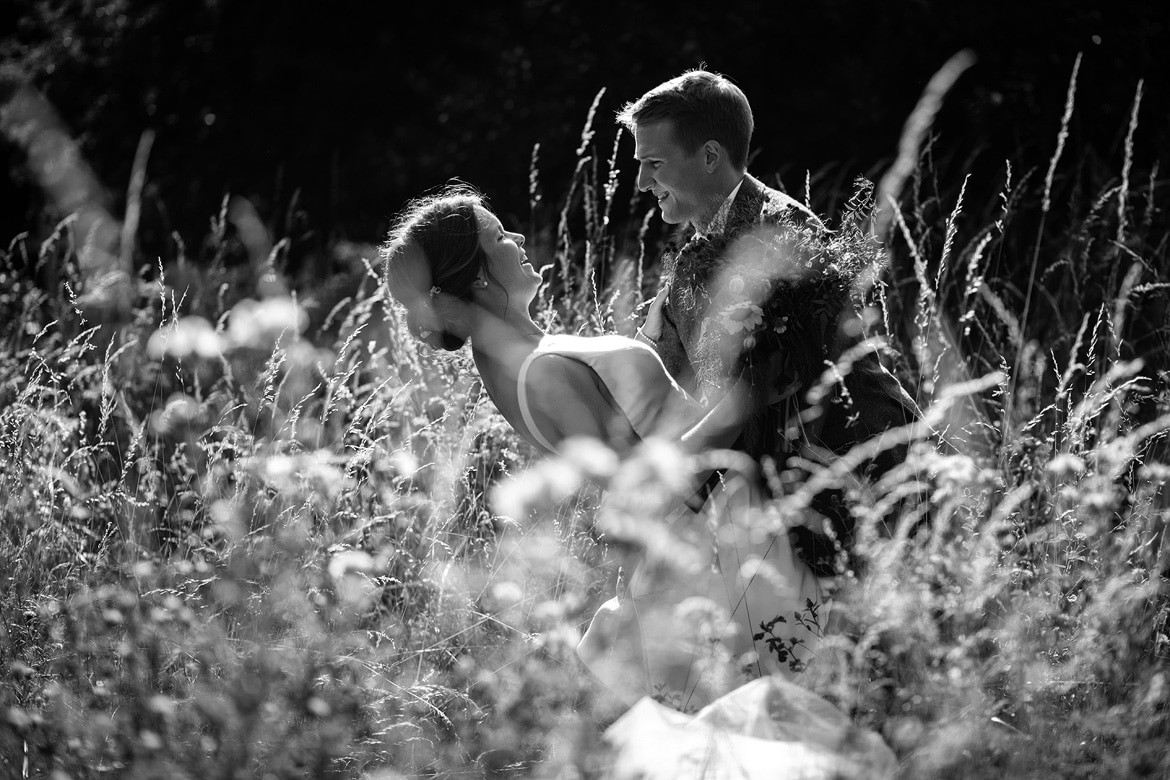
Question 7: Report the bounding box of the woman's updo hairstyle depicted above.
[381,185,489,351]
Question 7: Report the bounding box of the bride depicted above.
[381,184,827,710]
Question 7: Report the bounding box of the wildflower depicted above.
[226,297,308,349]
[261,454,296,485]
[282,339,331,371]
[673,595,731,628]
[669,596,737,649]
[886,716,926,751]
[327,549,375,581]
[610,437,694,496]
[146,695,176,721]
[138,730,163,751]
[533,623,582,657]
[328,551,379,609]
[305,697,332,718]
[208,500,244,541]
[387,449,421,478]
[258,451,353,502]
[490,459,583,520]
[736,555,792,594]
[300,451,353,501]
[529,598,566,626]
[560,436,619,480]
[146,315,224,359]
[718,301,764,335]
[1047,453,1086,479]
[149,393,204,436]
[4,707,33,731]
[484,581,524,614]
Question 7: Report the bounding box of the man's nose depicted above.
[515,233,525,246]
[636,164,652,192]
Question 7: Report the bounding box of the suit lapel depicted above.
[724,174,767,237]
[660,175,780,389]
[665,177,767,349]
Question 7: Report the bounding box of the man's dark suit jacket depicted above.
[653,174,921,575]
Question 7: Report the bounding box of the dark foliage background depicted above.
[2,0,1167,248]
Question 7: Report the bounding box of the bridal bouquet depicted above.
[678,221,861,407]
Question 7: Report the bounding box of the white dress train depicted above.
[600,675,897,780]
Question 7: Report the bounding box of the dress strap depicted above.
[516,351,559,454]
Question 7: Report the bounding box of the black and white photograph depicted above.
[2,2,1168,777]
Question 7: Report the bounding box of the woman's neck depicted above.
[470,307,543,381]
[470,308,544,352]
[469,312,546,436]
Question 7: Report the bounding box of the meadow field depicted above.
[2,64,1169,778]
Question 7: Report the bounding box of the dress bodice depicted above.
[517,334,701,453]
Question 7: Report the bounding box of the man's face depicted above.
[633,120,719,227]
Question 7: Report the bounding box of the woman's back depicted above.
[516,334,701,453]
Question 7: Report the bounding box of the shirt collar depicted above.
[692,177,744,239]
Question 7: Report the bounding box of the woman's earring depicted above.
[472,279,489,289]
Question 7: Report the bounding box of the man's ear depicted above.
[702,140,722,172]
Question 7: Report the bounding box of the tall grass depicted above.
[2,66,1169,779]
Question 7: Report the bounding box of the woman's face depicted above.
[474,206,541,305]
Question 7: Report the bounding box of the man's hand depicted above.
[636,285,669,346]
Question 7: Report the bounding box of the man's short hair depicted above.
[616,69,753,170]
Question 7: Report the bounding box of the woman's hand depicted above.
[636,284,669,346]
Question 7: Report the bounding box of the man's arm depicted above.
[678,377,749,453]
[673,375,754,511]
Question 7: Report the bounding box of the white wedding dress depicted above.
[601,676,897,779]
[515,334,829,710]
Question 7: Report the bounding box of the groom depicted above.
[619,69,920,575]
